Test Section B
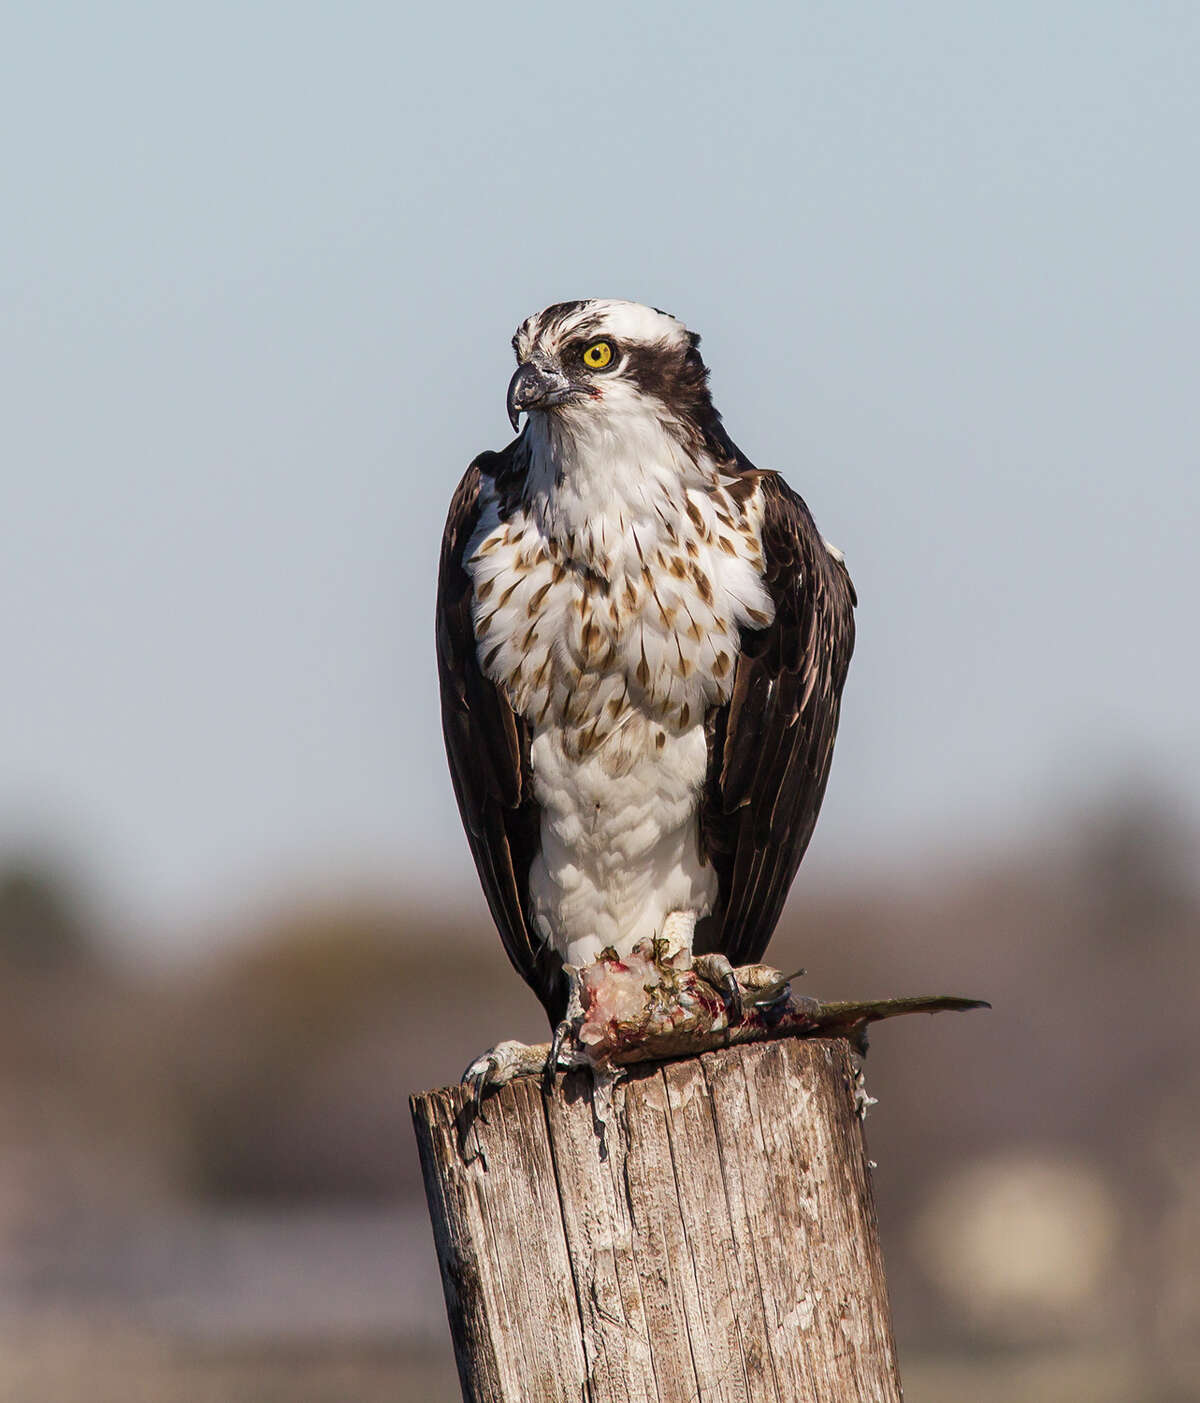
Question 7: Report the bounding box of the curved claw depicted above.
[745,965,805,1008]
[544,1018,572,1090]
[692,953,744,1024]
[461,1050,500,1122]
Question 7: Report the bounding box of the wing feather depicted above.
[698,469,856,967]
[435,453,566,1023]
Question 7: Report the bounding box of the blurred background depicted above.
[3,3,1198,1399]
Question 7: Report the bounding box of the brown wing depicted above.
[697,469,857,967]
[435,451,566,1024]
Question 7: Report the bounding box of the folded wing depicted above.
[435,453,566,1023]
[698,469,857,966]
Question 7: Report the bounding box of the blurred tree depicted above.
[1075,788,1198,941]
[0,860,92,970]
[172,900,510,1200]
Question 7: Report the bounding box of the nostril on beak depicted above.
[506,362,565,431]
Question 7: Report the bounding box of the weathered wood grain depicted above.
[411,1037,901,1403]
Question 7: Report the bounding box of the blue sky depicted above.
[3,3,1198,942]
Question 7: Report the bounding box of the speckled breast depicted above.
[465,479,774,763]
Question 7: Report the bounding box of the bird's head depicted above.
[506,299,723,454]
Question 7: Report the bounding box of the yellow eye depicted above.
[582,340,614,370]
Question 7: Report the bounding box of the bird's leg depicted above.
[462,1039,552,1115]
[663,913,748,1020]
[660,910,698,955]
[544,964,585,1090]
[461,969,587,1108]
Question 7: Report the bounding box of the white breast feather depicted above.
[465,400,774,968]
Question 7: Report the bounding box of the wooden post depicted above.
[411,1036,901,1403]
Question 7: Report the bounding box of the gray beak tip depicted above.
[507,360,571,434]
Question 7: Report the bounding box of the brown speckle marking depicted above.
[520,624,538,651]
[484,642,504,670]
[714,651,732,679]
[668,556,688,580]
[679,702,691,728]
[685,498,705,530]
[636,646,650,689]
[718,535,738,556]
[497,580,519,608]
[746,607,771,627]
[578,717,604,755]
[527,581,553,614]
[646,578,673,630]
[685,538,699,559]
[475,577,495,602]
[655,730,666,750]
[692,567,714,606]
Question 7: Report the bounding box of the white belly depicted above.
[527,718,718,968]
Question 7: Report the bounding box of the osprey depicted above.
[437,300,856,1073]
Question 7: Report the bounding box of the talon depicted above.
[692,953,744,1024]
[545,1018,572,1090]
[461,1051,498,1120]
[473,1060,495,1120]
[746,965,804,1008]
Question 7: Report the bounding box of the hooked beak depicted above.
[507,361,575,431]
